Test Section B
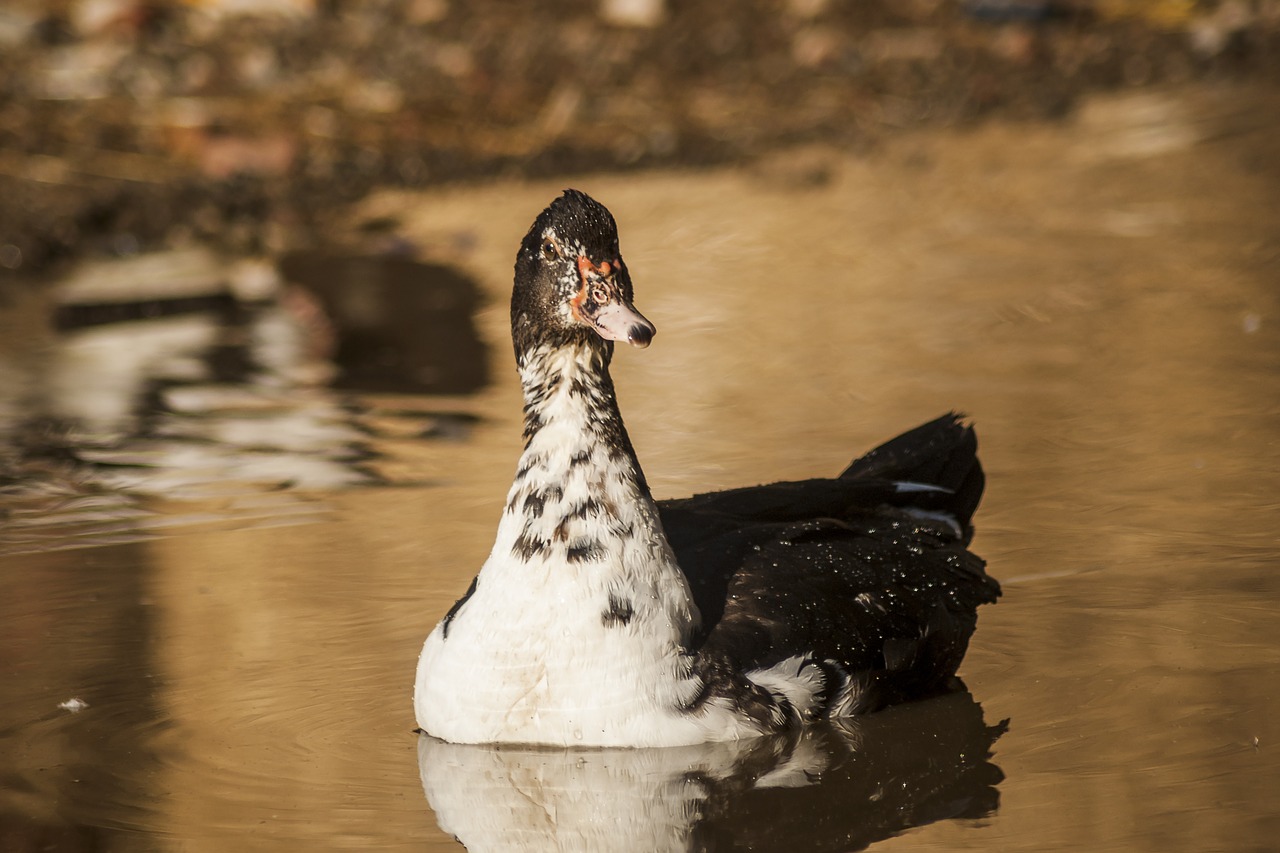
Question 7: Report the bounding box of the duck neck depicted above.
[487,339,696,636]
[501,339,651,551]
[516,338,649,498]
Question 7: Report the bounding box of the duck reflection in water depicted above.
[418,690,1005,853]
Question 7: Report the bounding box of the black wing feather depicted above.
[657,413,999,713]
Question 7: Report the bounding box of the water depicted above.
[2,82,1278,851]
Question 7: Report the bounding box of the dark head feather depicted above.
[511,189,630,361]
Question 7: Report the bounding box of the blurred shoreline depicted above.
[1,0,1278,277]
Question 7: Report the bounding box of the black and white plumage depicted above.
[413,189,1000,747]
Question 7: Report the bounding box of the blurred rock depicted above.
[344,79,405,114]
[786,0,830,21]
[70,0,146,37]
[600,0,664,27]
[1188,0,1254,57]
[195,133,297,178]
[406,0,449,25]
[864,29,944,63]
[792,27,841,69]
[186,0,317,20]
[35,42,130,99]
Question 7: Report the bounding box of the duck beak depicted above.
[570,256,656,348]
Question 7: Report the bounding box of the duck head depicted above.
[511,190,656,360]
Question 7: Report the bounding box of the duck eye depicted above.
[540,240,559,261]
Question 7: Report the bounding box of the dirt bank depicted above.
[1,0,1278,276]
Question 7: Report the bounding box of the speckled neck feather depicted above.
[503,340,654,572]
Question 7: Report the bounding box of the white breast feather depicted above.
[415,346,750,746]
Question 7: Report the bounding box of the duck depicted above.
[413,189,1000,748]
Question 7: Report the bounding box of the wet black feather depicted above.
[660,414,999,715]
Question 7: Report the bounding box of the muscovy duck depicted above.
[413,189,999,747]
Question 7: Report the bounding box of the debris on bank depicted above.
[0,0,1277,273]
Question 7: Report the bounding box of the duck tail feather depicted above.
[840,413,984,535]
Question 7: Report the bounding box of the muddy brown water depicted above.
[2,83,1278,851]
